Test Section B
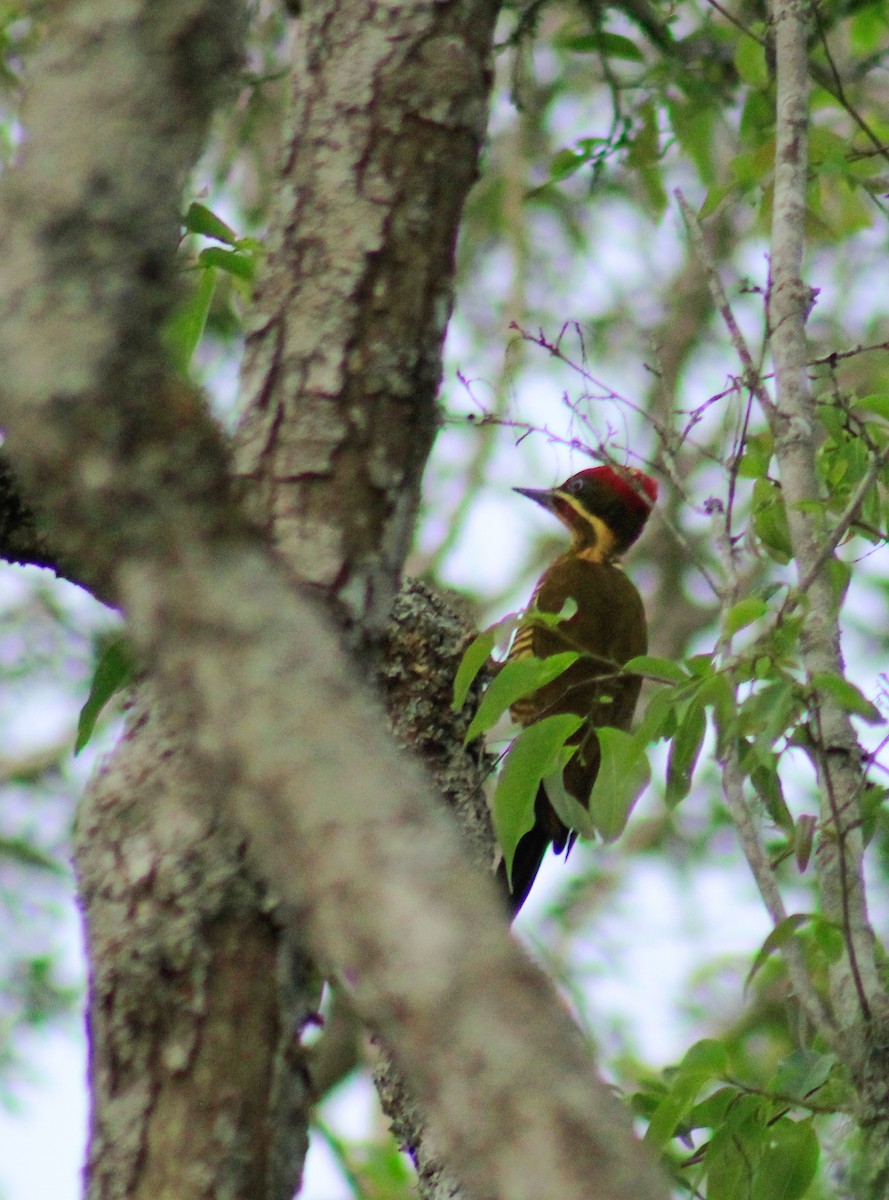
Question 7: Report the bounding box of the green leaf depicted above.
[549,147,586,183]
[528,597,578,626]
[493,715,584,881]
[723,596,769,636]
[686,653,714,678]
[811,672,883,725]
[644,1040,728,1149]
[644,1075,710,1150]
[746,747,793,831]
[455,601,578,721]
[770,1050,835,1103]
[464,652,579,742]
[635,684,680,745]
[638,164,668,220]
[668,97,716,186]
[794,814,816,872]
[749,677,804,745]
[811,915,844,963]
[623,654,688,684]
[557,31,644,60]
[738,93,775,152]
[588,728,650,841]
[734,33,768,87]
[183,201,238,245]
[812,173,873,240]
[855,393,889,422]
[76,635,137,754]
[745,913,813,990]
[665,697,706,806]
[452,628,496,710]
[699,673,737,758]
[628,100,660,168]
[815,401,846,437]
[0,836,64,875]
[737,430,774,478]
[850,3,889,55]
[596,31,645,61]
[826,557,851,606]
[682,1038,730,1074]
[702,1095,766,1200]
[315,1120,414,1198]
[163,265,217,370]
[752,478,793,563]
[687,1085,737,1131]
[751,1118,819,1200]
[543,770,597,840]
[699,182,734,218]
[198,246,255,282]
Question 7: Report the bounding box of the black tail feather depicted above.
[498,822,551,916]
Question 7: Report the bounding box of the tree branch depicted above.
[766,0,884,1032]
[675,189,774,420]
[0,452,99,594]
[720,744,837,1043]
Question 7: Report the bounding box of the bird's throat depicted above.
[571,512,619,565]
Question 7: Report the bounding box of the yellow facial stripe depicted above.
[553,492,619,563]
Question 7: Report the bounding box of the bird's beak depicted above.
[513,486,559,515]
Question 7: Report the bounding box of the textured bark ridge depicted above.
[237,0,498,634]
[74,581,496,1200]
[379,580,495,871]
[74,686,314,1200]
[374,579,497,1199]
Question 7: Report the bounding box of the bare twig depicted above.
[793,447,889,598]
[812,702,871,1021]
[810,340,889,367]
[674,190,775,418]
[720,743,837,1043]
[449,349,727,598]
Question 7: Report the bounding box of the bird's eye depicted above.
[567,477,584,493]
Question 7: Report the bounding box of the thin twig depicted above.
[720,744,837,1044]
[722,1076,848,1117]
[812,703,871,1021]
[725,390,755,548]
[794,447,889,598]
[674,190,775,417]
[810,340,889,367]
[449,342,728,598]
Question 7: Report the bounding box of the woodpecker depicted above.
[503,464,657,912]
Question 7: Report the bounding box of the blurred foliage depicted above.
[0,576,112,1100]
[314,1121,416,1200]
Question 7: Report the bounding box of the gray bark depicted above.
[767,0,889,1186]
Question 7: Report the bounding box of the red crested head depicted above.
[573,465,658,514]
[515,463,657,556]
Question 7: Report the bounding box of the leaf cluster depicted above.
[635,1039,839,1200]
